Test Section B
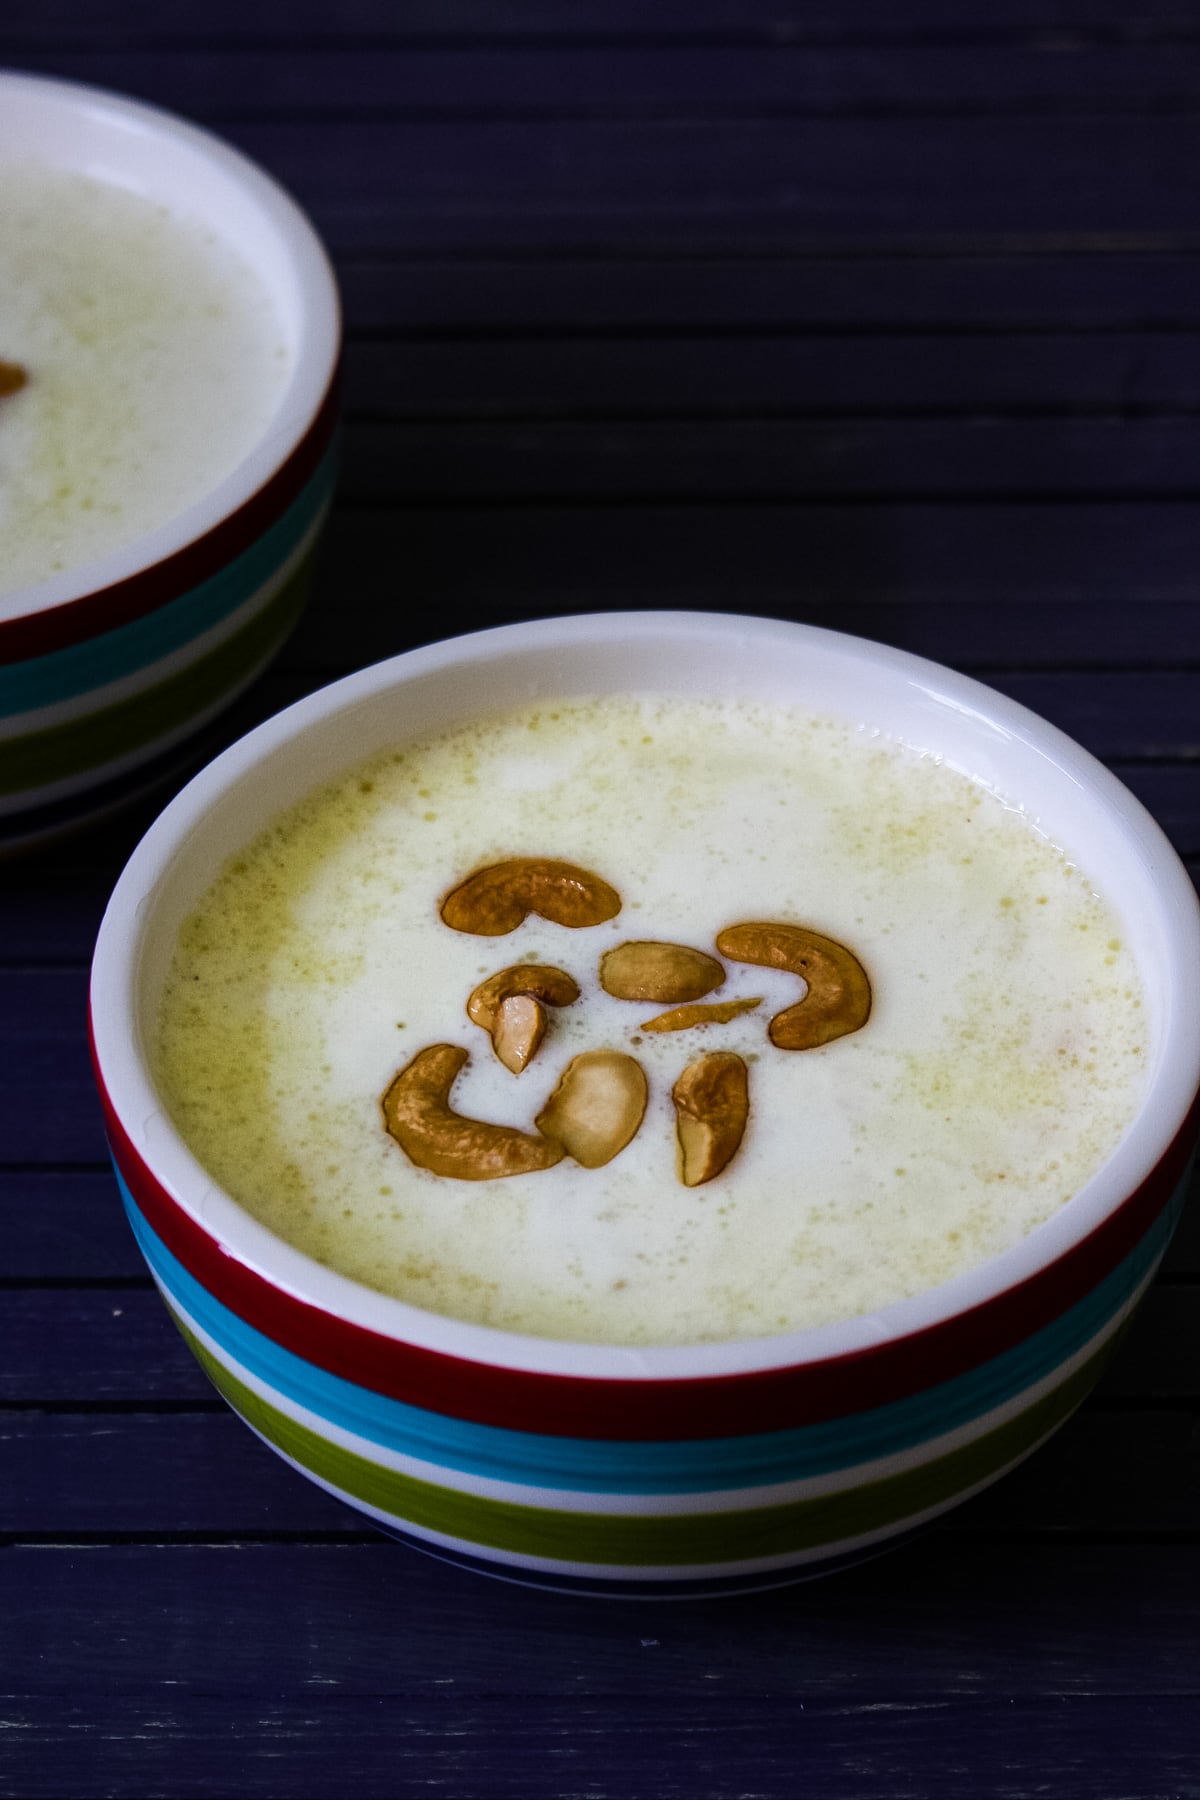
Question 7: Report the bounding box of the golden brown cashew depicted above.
[640,996,763,1034]
[715,922,871,1051]
[600,940,724,1004]
[440,859,621,936]
[467,964,581,1074]
[536,1050,648,1168]
[672,1052,750,1187]
[0,360,27,397]
[381,1044,564,1180]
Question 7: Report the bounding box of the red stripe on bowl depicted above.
[91,1010,1199,1441]
[0,371,339,665]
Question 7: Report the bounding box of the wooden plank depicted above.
[1095,1286,1200,1397]
[952,1407,1200,1534]
[0,969,106,1166]
[2,1405,1197,1535]
[0,1692,1196,1800]
[0,1173,144,1280]
[199,115,1200,253]
[1,1292,205,1403]
[1,1411,351,1534]
[290,589,1200,678]
[340,333,1200,419]
[3,1277,1195,1404]
[9,516,1200,761]
[983,672,1200,759]
[3,0,1194,46]
[302,502,1200,612]
[12,43,1200,119]
[4,1540,1199,1698]
[335,416,1200,500]
[288,507,1200,672]
[336,251,1200,335]
[1,1404,352,1533]
[0,856,124,968]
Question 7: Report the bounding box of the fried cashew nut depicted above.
[715,922,871,1051]
[381,1044,564,1180]
[0,360,27,397]
[600,940,725,1004]
[440,859,621,936]
[672,1052,750,1187]
[466,964,581,1074]
[640,996,763,1034]
[536,1049,648,1168]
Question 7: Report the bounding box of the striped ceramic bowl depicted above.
[0,73,339,849]
[89,614,1200,1595]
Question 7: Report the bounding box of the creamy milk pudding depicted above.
[152,695,1149,1346]
[0,164,289,596]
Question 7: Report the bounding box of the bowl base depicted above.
[365,1511,933,1600]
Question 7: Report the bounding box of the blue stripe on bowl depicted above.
[118,1165,1185,1495]
[0,443,337,717]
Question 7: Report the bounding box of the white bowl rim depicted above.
[90,611,1200,1383]
[0,69,340,629]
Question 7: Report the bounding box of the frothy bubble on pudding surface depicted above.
[152,695,1150,1347]
[0,163,290,596]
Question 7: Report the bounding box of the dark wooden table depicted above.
[4,5,1200,1795]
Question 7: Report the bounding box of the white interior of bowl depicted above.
[0,71,340,627]
[91,613,1200,1380]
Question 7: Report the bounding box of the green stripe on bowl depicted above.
[178,1314,1114,1568]
[0,551,312,796]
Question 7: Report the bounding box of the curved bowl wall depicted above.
[0,74,340,847]
[90,613,1200,1593]
[104,1114,1194,1594]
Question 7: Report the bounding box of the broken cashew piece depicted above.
[0,360,27,397]
[672,1052,750,1188]
[536,1049,648,1168]
[467,964,581,1074]
[715,922,871,1051]
[492,996,547,1076]
[600,940,725,1004]
[441,859,621,936]
[382,1043,564,1180]
[640,996,763,1034]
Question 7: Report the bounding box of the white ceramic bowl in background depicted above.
[90,614,1200,1594]
[0,71,340,847]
